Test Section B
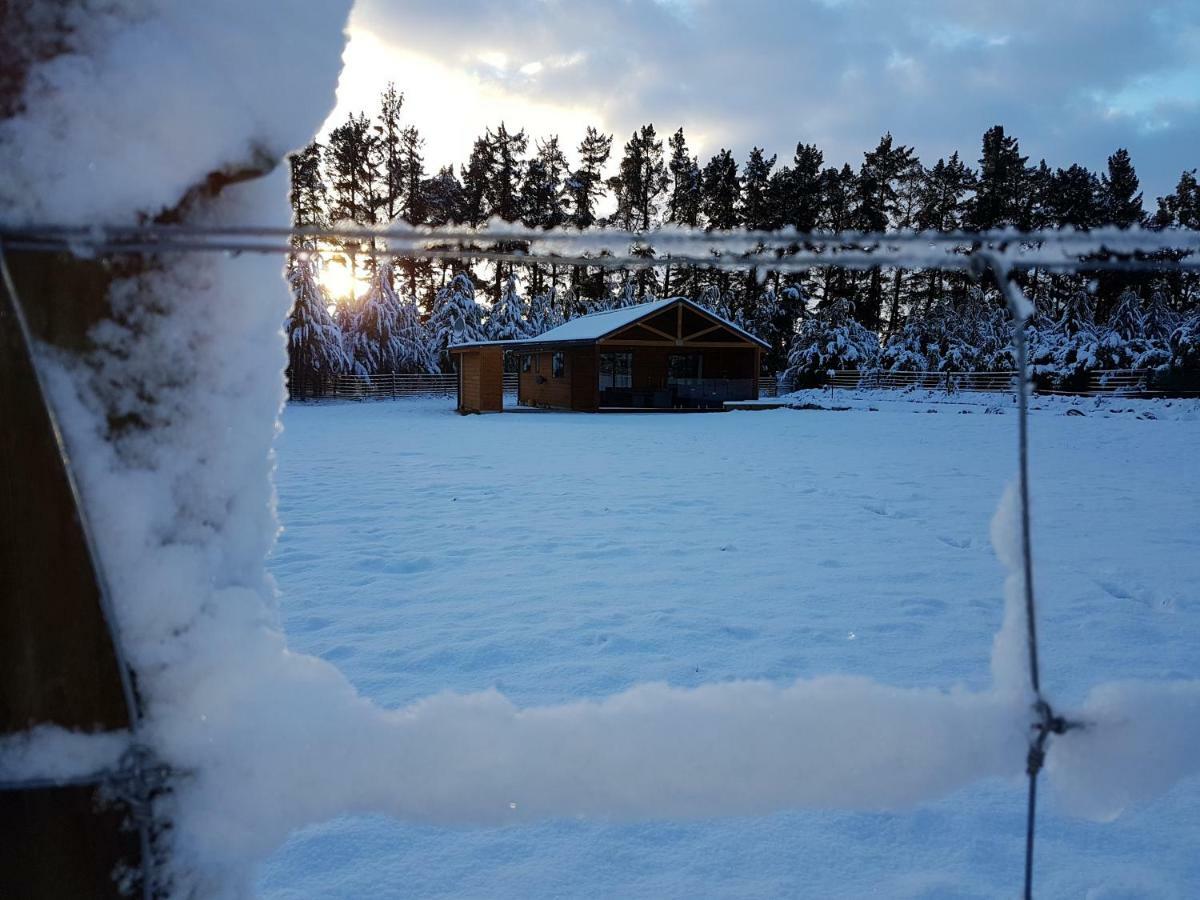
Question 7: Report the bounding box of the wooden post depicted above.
[0,250,145,899]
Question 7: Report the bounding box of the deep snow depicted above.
[259,396,1200,898]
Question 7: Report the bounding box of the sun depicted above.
[317,254,363,302]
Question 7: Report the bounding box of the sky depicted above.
[324,0,1200,205]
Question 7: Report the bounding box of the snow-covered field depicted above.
[259,394,1200,899]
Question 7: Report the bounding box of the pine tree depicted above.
[521,137,570,296]
[428,273,486,369]
[697,284,733,319]
[701,149,741,230]
[813,164,857,308]
[527,287,565,335]
[1101,149,1144,228]
[288,142,327,235]
[740,147,776,231]
[286,257,349,397]
[1021,160,1056,231]
[423,166,465,226]
[396,126,426,224]
[915,153,976,312]
[521,136,569,230]
[1153,170,1200,229]
[461,136,493,227]
[854,134,919,330]
[666,128,702,227]
[395,292,440,374]
[1049,164,1102,229]
[772,140,830,232]
[967,125,1029,231]
[350,262,412,375]
[485,122,528,223]
[566,126,613,229]
[784,298,879,384]
[488,272,531,340]
[376,84,405,222]
[326,111,382,282]
[608,124,668,231]
[326,112,381,225]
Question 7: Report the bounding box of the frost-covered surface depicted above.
[0,724,129,784]
[2,1,352,894]
[0,2,351,224]
[260,399,1199,898]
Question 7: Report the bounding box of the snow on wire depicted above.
[3,225,1200,899]
[3,222,1200,274]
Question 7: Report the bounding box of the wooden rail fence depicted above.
[293,374,782,401]
[785,368,1182,397]
[290,370,1182,402]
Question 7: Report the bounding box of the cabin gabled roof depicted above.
[450,297,769,351]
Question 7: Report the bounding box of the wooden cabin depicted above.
[451,297,768,412]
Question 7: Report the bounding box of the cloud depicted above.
[347,0,1200,200]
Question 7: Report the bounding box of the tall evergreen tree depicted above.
[461,135,493,227]
[521,136,570,295]
[1153,170,1200,229]
[376,83,406,222]
[666,128,703,227]
[854,134,919,329]
[521,136,569,230]
[1049,163,1102,229]
[608,124,668,231]
[915,153,976,311]
[350,262,415,375]
[918,153,975,232]
[566,126,613,228]
[326,111,381,225]
[967,125,1029,231]
[701,149,742,230]
[485,122,528,223]
[428,273,486,369]
[395,125,426,224]
[286,257,349,397]
[288,142,327,233]
[1101,148,1145,228]
[487,272,532,340]
[740,147,777,231]
[423,166,464,226]
[788,142,826,233]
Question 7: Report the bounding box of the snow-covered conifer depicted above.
[527,287,565,335]
[784,298,879,384]
[349,263,408,374]
[285,257,349,396]
[428,273,485,368]
[487,273,532,340]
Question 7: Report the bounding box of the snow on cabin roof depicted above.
[450,297,769,350]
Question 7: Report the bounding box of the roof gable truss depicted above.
[601,300,758,348]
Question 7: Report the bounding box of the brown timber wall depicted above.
[456,346,503,412]
[518,348,595,410]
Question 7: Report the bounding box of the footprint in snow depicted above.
[937,535,972,549]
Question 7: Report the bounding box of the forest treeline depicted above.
[286,83,1200,394]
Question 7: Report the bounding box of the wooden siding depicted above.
[455,346,503,412]
[518,349,593,409]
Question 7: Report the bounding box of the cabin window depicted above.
[552,351,566,378]
[521,354,532,373]
[599,352,632,389]
[667,353,703,380]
